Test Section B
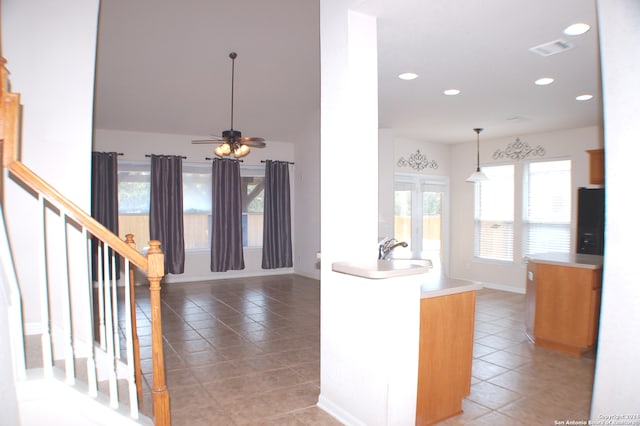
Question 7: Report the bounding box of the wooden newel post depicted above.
[1,56,21,168]
[125,234,144,407]
[146,240,171,426]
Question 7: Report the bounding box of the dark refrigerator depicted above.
[577,187,605,255]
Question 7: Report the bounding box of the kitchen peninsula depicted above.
[525,252,603,356]
[319,260,481,426]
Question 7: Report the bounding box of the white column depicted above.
[591,0,640,416]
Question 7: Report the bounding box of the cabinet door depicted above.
[416,291,475,425]
[534,264,600,350]
[587,149,604,185]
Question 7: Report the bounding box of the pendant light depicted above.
[466,128,488,182]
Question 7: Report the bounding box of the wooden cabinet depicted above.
[416,291,476,425]
[528,259,602,356]
[587,149,604,185]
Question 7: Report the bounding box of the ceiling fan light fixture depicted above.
[233,144,250,158]
[193,52,266,157]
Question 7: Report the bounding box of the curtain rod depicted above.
[261,160,295,165]
[145,154,187,159]
[205,157,243,162]
[92,151,123,155]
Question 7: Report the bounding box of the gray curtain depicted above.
[91,152,120,280]
[262,160,292,269]
[150,155,185,274]
[210,158,245,272]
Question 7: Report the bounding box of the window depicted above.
[472,159,572,263]
[182,164,213,250]
[118,163,151,248]
[394,176,448,265]
[394,182,413,250]
[117,161,264,250]
[241,171,265,248]
[523,160,571,256]
[474,165,514,261]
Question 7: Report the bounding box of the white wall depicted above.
[320,2,395,424]
[93,129,297,283]
[448,126,602,292]
[3,0,99,356]
[292,106,322,280]
[378,129,395,238]
[591,0,640,415]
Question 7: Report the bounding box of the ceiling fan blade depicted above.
[242,139,267,148]
[192,139,223,144]
[239,136,265,143]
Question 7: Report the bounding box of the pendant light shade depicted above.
[466,128,488,183]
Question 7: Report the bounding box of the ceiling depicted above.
[94,0,601,147]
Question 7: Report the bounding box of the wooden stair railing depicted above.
[1,56,170,425]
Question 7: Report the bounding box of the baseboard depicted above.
[317,394,367,426]
[293,269,320,280]
[483,282,526,294]
[162,268,295,284]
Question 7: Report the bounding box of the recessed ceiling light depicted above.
[564,23,591,36]
[443,89,460,96]
[398,72,418,80]
[535,77,555,86]
[576,94,593,101]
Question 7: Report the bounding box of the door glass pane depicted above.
[422,191,442,265]
[394,190,412,249]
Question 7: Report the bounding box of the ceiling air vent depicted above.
[529,39,574,57]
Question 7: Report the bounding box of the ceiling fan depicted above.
[192,52,266,158]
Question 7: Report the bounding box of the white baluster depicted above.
[124,259,139,419]
[84,229,98,398]
[102,243,119,408]
[111,253,121,360]
[39,197,54,378]
[97,242,106,350]
[61,217,76,385]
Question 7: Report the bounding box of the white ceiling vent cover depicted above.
[529,39,574,56]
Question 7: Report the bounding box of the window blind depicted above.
[524,160,571,256]
[475,165,514,261]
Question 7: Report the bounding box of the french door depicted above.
[394,175,449,274]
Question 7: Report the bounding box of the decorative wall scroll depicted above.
[397,150,439,171]
[493,138,545,161]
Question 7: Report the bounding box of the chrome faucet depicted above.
[378,237,408,260]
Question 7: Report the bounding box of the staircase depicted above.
[1,56,171,424]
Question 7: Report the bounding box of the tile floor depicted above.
[133,274,595,425]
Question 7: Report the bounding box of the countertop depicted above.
[332,259,431,279]
[526,252,603,269]
[331,260,483,298]
[420,276,484,299]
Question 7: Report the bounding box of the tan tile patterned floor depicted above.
[133,275,594,425]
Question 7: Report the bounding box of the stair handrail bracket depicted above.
[1,56,170,425]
